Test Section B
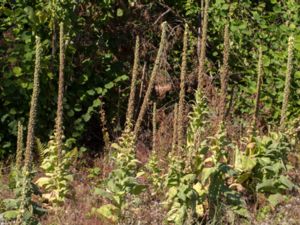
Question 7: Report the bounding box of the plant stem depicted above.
[16,121,24,170]
[197,0,209,91]
[152,102,157,153]
[134,22,167,136]
[55,22,65,163]
[280,36,294,131]
[126,36,140,127]
[252,46,263,134]
[220,24,230,122]
[178,24,188,149]
[172,103,178,154]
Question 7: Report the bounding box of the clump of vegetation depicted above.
[0,1,300,225]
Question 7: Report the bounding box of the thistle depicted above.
[280,36,294,131]
[134,22,167,136]
[16,35,42,225]
[126,36,140,128]
[152,102,157,153]
[55,22,65,163]
[197,0,209,91]
[16,121,24,170]
[172,103,178,153]
[220,24,230,122]
[251,46,263,134]
[177,24,188,149]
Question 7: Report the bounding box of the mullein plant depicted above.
[126,36,140,128]
[219,24,230,123]
[134,22,168,136]
[280,36,294,131]
[243,46,263,141]
[35,22,74,206]
[171,103,178,153]
[15,36,43,225]
[8,122,24,189]
[164,92,208,224]
[250,46,263,137]
[92,29,150,223]
[16,122,24,171]
[145,103,163,195]
[197,0,209,91]
[177,24,188,150]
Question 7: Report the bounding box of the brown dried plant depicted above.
[172,103,178,153]
[16,121,24,170]
[152,102,157,153]
[280,36,294,131]
[252,46,263,134]
[55,22,65,163]
[177,24,188,149]
[197,0,209,91]
[134,22,168,136]
[17,35,42,225]
[220,24,230,122]
[126,36,140,127]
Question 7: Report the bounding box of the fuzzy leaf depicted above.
[93,204,119,222]
[2,210,19,220]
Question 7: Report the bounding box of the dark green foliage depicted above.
[235,132,296,194]
[1,1,300,157]
[1,170,44,225]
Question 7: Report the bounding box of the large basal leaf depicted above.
[278,175,295,190]
[2,210,19,220]
[256,179,276,193]
[93,204,119,222]
[268,193,284,208]
[130,183,146,195]
[35,177,52,187]
[3,199,19,210]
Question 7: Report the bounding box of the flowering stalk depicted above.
[280,36,294,131]
[134,22,167,136]
[178,24,188,149]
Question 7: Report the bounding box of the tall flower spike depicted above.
[172,103,178,154]
[17,35,42,225]
[55,22,65,163]
[134,22,167,136]
[152,102,157,153]
[280,36,294,131]
[16,121,24,170]
[252,46,263,134]
[23,36,42,172]
[126,36,140,128]
[178,24,188,149]
[197,0,209,91]
[220,24,230,122]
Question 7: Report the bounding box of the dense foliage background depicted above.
[0,0,299,157]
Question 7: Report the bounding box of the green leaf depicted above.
[35,177,51,187]
[3,210,19,220]
[87,89,95,95]
[130,184,146,195]
[201,167,215,183]
[93,204,120,222]
[279,175,294,190]
[3,198,19,209]
[117,8,123,17]
[12,67,22,76]
[257,179,275,192]
[268,193,284,208]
